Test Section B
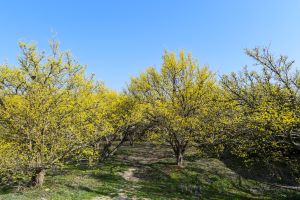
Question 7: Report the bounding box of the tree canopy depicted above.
[0,41,299,186]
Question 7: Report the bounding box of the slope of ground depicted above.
[0,143,300,200]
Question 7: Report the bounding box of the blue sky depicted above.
[0,1,300,90]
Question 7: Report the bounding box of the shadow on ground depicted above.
[1,143,300,200]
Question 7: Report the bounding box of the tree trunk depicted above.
[129,135,134,146]
[88,156,93,167]
[168,133,188,167]
[100,143,111,161]
[176,151,184,167]
[31,168,46,186]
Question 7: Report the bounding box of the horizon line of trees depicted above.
[0,40,299,186]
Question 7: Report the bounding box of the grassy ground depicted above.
[0,143,300,200]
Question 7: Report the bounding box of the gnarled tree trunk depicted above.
[176,150,184,167]
[31,168,46,186]
[169,137,188,167]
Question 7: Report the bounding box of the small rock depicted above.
[91,196,113,200]
[114,193,129,200]
[249,188,259,195]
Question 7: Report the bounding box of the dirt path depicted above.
[119,168,139,182]
[117,143,174,165]
[92,144,164,200]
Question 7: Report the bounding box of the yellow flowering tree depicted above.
[128,51,217,166]
[0,41,101,186]
[76,86,151,164]
[221,47,300,171]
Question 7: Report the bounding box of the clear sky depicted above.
[0,1,300,90]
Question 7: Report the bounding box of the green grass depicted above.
[1,143,300,200]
